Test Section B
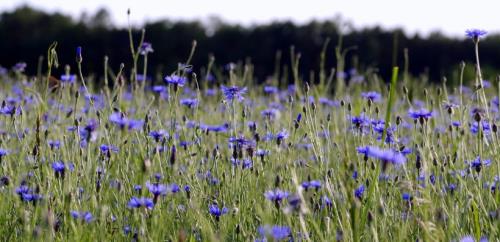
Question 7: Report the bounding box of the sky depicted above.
[1,0,499,37]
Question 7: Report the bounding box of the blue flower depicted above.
[60,74,76,84]
[146,182,167,197]
[361,91,382,103]
[13,62,27,72]
[180,98,198,108]
[149,130,168,142]
[208,204,228,218]
[48,140,61,149]
[128,197,154,210]
[402,193,411,201]
[465,29,487,39]
[408,108,433,120]
[139,42,154,55]
[109,112,143,130]
[264,189,289,203]
[70,211,93,223]
[264,85,278,94]
[302,180,321,190]
[164,75,187,88]
[363,146,407,165]
[100,144,119,153]
[467,156,491,172]
[200,123,229,133]
[0,148,8,157]
[221,85,247,102]
[355,184,365,199]
[257,225,291,241]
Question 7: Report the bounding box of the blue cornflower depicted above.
[16,185,42,203]
[70,211,93,223]
[60,74,76,84]
[180,98,198,108]
[467,156,491,172]
[13,62,27,72]
[0,105,15,116]
[364,146,406,165]
[128,197,154,210]
[109,112,143,130]
[319,97,340,107]
[48,140,61,149]
[302,180,321,190]
[402,193,411,201]
[465,29,488,40]
[261,109,278,119]
[149,130,168,142]
[361,91,382,103]
[408,108,433,121]
[257,225,291,241]
[208,204,228,218]
[264,85,278,94]
[264,189,289,204]
[275,129,289,145]
[152,85,167,93]
[100,144,119,153]
[139,42,154,55]
[164,75,187,88]
[0,148,8,157]
[200,123,229,133]
[354,184,365,199]
[52,161,66,178]
[221,85,247,102]
[146,182,167,197]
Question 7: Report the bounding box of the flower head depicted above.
[128,197,154,210]
[164,75,187,89]
[361,91,382,103]
[264,189,289,203]
[257,225,291,241]
[208,204,228,218]
[139,42,154,55]
[465,29,488,40]
[221,85,247,102]
[70,211,93,223]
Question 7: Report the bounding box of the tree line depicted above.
[1,6,499,85]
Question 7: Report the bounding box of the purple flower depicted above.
[70,211,93,223]
[263,86,278,94]
[60,74,76,84]
[208,204,228,218]
[467,156,491,172]
[146,182,167,197]
[361,91,382,102]
[109,112,143,130]
[264,189,289,203]
[139,42,154,55]
[13,62,27,72]
[100,144,119,153]
[408,108,433,120]
[180,98,198,108]
[149,130,168,142]
[128,197,154,210]
[364,146,406,165]
[257,225,291,241]
[0,148,8,157]
[221,85,247,102]
[164,75,187,88]
[355,184,365,199]
[465,29,488,40]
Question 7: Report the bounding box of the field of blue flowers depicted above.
[0,28,498,241]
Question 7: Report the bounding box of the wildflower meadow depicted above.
[0,22,498,242]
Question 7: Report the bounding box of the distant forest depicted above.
[1,6,500,85]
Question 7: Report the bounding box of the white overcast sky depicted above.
[1,0,499,37]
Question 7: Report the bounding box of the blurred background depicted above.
[1,0,500,84]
